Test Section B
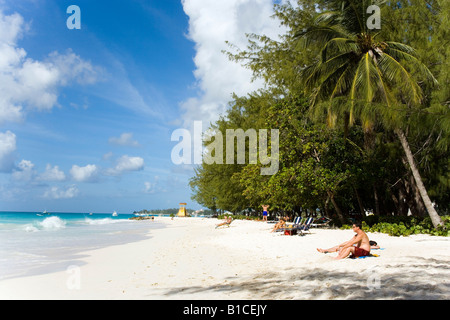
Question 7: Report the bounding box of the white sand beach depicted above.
[0,217,449,300]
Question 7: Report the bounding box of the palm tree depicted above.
[295,0,444,228]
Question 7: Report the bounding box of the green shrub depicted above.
[340,215,450,237]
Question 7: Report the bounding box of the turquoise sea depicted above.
[0,211,163,280]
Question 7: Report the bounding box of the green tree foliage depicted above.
[189,0,449,231]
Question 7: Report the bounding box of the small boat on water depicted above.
[37,210,50,217]
[112,211,118,217]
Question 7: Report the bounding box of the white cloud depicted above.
[43,185,79,199]
[106,155,144,176]
[0,130,16,172]
[116,155,144,171]
[0,10,99,124]
[92,56,162,118]
[143,176,167,194]
[180,0,286,128]
[70,164,99,182]
[108,132,140,147]
[39,164,66,182]
[11,159,35,181]
[0,10,26,46]
[102,151,114,161]
[144,181,156,194]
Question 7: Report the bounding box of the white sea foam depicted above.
[24,224,39,232]
[39,216,66,230]
[0,212,154,280]
[84,218,120,225]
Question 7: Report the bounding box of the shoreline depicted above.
[0,217,449,299]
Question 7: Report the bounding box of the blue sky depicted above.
[0,0,288,213]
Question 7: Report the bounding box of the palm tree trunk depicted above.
[354,187,365,216]
[373,184,380,215]
[327,190,346,225]
[395,128,444,229]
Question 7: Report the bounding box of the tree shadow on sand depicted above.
[159,256,450,300]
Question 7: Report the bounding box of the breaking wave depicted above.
[84,218,121,225]
[23,216,66,232]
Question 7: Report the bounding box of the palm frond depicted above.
[321,37,359,62]
[294,26,347,50]
[378,52,423,105]
[384,44,438,86]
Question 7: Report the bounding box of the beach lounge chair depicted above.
[283,217,302,235]
[287,216,303,228]
[215,219,233,229]
[293,216,303,226]
[311,217,331,228]
[276,217,302,233]
[296,217,314,235]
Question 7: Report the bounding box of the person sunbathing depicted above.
[270,218,286,233]
[215,216,232,228]
[317,223,371,259]
[369,240,380,249]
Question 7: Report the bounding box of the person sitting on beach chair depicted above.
[270,218,286,233]
[316,222,371,259]
[215,216,232,229]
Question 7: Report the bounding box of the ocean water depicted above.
[0,211,163,280]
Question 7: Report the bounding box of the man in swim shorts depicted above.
[261,204,269,222]
[317,222,371,259]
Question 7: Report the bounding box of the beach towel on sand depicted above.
[350,253,380,259]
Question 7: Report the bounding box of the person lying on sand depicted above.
[215,216,232,228]
[317,222,371,259]
[270,218,286,233]
[369,240,380,249]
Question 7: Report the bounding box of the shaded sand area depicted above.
[1,217,449,299]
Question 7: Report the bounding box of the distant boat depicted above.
[37,210,50,216]
[89,212,93,216]
[112,211,118,217]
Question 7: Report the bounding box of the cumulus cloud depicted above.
[0,130,16,172]
[180,0,286,128]
[106,155,145,176]
[108,132,140,147]
[39,164,66,182]
[11,159,35,181]
[0,10,99,124]
[43,185,79,199]
[105,155,144,176]
[70,164,99,182]
[117,155,144,171]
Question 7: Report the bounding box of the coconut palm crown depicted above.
[295,0,437,129]
[294,0,444,228]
